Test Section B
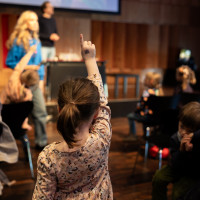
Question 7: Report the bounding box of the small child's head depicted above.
[20,70,39,87]
[144,71,162,89]
[176,65,196,85]
[178,101,200,138]
[57,78,100,148]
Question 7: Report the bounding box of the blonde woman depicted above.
[6,11,47,149]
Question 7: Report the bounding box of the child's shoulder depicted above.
[40,141,62,156]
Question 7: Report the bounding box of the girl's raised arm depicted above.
[80,34,99,76]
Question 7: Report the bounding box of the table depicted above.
[106,73,140,98]
[45,61,106,99]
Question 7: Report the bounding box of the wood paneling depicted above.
[92,21,200,74]
[54,16,90,58]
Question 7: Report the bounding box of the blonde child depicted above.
[175,65,196,94]
[127,71,163,136]
[0,45,39,130]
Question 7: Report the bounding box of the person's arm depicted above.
[170,135,185,169]
[2,45,37,103]
[50,19,60,41]
[80,34,100,76]
[24,65,40,70]
[14,44,37,73]
[32,150,56,200]
[80,34,111,143]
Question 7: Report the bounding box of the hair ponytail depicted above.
[57,78,100,148]
[57,103,81,148]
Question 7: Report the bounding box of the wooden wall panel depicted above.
[113,23,126,71]
[158,25,169,69]
[125,24,138,71]
[54,16,90,59]
[146,25,160,68]
[101,22,114,72]
[8,14,17,36]
[137,24,148,69]
[92,20,200,74]
[91,21,102,60]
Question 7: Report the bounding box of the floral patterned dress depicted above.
[32,74,113,200]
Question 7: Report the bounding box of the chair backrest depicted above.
[1,101,33,139]
[146,95,175,116]
[179,92,200,106]
[159,109,179,135]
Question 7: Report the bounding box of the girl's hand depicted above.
[80,34,96,61]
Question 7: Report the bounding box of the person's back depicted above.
[32,34,113,200]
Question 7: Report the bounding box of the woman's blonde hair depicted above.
[6,10,39,52]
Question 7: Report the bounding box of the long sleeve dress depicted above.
[32,73,113,200]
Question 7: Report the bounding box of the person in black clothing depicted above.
[39,1,60,61]
[152,101,200,200]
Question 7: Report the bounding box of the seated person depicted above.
[0,45,39,130]
[174,65,196,94]
[127,71,163,136]
[0,102,18,195]
[152,101,200,200]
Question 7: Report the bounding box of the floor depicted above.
[0,116,172,200]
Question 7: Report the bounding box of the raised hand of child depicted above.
[80,34,96,61]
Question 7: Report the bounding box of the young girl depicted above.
[174,65,196,94]
[32,34,113,200]
[127,71,163,136]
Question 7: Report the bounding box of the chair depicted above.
[132,95,178,172]
[1,101,34,178]
[146,109,179,169]
[179,92,200,106]
[143,96,179,168]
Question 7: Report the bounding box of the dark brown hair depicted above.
[20,70,39,87]
[57,78,100,148]
[179,101,200,132]
[41,1,50,13]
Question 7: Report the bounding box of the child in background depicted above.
[127,71,163,137]
[32,34,113,200]
[174,65,196,94]
[0,44,39,130]
[152,102,200,200]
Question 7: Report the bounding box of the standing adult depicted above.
[6,10,48,149]
[39,1,60,61]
